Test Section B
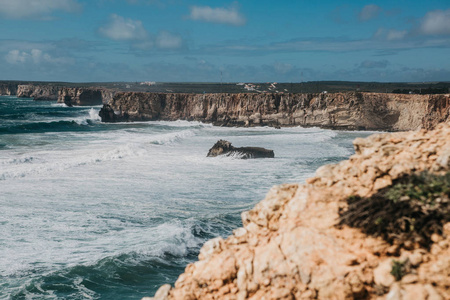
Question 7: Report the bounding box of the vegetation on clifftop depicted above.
[339,172,450,249]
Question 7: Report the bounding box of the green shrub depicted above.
[338,172,450,248]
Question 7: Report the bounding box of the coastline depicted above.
[144,121,450,300]
[100,91,450,132]
[1,82,449,132]
[2,92,449,299]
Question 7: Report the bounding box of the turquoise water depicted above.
[0,96,371,299]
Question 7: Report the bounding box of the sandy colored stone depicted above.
[374,260,396,288]
[105,92,450,131]
[143,121,450,299]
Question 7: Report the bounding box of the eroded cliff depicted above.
[0,83,18,95]
[101,92,450,131]
[144,121,450,300]
[16,84,60,100]
[58,87,115,106]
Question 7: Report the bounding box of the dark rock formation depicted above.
[0,83,18,95]
[16,85,59,100]
[99,104,129,122]
[207,140,274,159]
[58,87,115,106]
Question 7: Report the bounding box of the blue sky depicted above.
[0,0,449,83]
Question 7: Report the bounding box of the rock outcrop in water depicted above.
[16,84,59,100]
[58,87,115,106]
[101,92,450,131]
[144,121,450,300]
[207,140,275,159]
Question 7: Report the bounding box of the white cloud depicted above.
[188,5,246,26]
[419,9,450,36]
[5,49,73,65]
[358,4,382,22]
[156,31,183,49]
[0,0,81,19]
[5,50,29,64]
[374,28,407,41]
[386,29,407,41]
[98,14,149,41]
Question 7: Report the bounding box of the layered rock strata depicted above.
[145,121,450,300]
[101,92,450,131]
[58,87,115,106]
[16,84,59,100]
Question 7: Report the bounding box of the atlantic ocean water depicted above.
[0,96,372,299]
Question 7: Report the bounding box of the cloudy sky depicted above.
[0,0,449,83]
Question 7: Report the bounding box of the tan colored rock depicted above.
[143,121,450,299]
[374,260,396,288]
[386,283,403,300]
[103,92,450,131]
[58,87,114,106]
[17,84,59,100]
[142,284,171,300]
[408,252,423,267]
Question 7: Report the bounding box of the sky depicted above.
[0,0,449,83]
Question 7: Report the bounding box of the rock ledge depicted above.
[144,120,450,300]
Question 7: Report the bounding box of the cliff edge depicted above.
[16,84,60,100]
[102,92,450,131]
[58,87,115,106]
[145,121,450,300]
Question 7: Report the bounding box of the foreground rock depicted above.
[207,140,275,159]
[144,121,450,300]
[101,92,450,131]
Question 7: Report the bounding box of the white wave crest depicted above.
[149,129,196,145]
[0,142,148,181]
[74,108,101,125]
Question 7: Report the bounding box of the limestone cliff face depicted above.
[16,84,59,100]
[145,121,450,300]
[0,83,18,95]
[58,87,115,106]
[102,92,450,131]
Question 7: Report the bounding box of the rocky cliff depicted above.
[145,121,450,300]
[58,87,115,106]
[100,92,450,131]
[0,83,18,95]
[16,84,59,100]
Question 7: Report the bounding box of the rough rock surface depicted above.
[0,83,18,95]
[102,92,450,131]
[58,87,115,106]
[207,140,275,159]
[16,84,60,100]
[98,104,128,122]
[145,121,450,300]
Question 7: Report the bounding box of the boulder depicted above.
[207,140,274,159]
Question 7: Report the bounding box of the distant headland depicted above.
[1,80,449,131]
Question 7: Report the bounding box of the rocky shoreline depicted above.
[1,82,448,131]
[100,91,449,131]
[0,83,116,105]
[144,121,450,300]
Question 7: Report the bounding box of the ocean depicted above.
[0,96,371,299]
